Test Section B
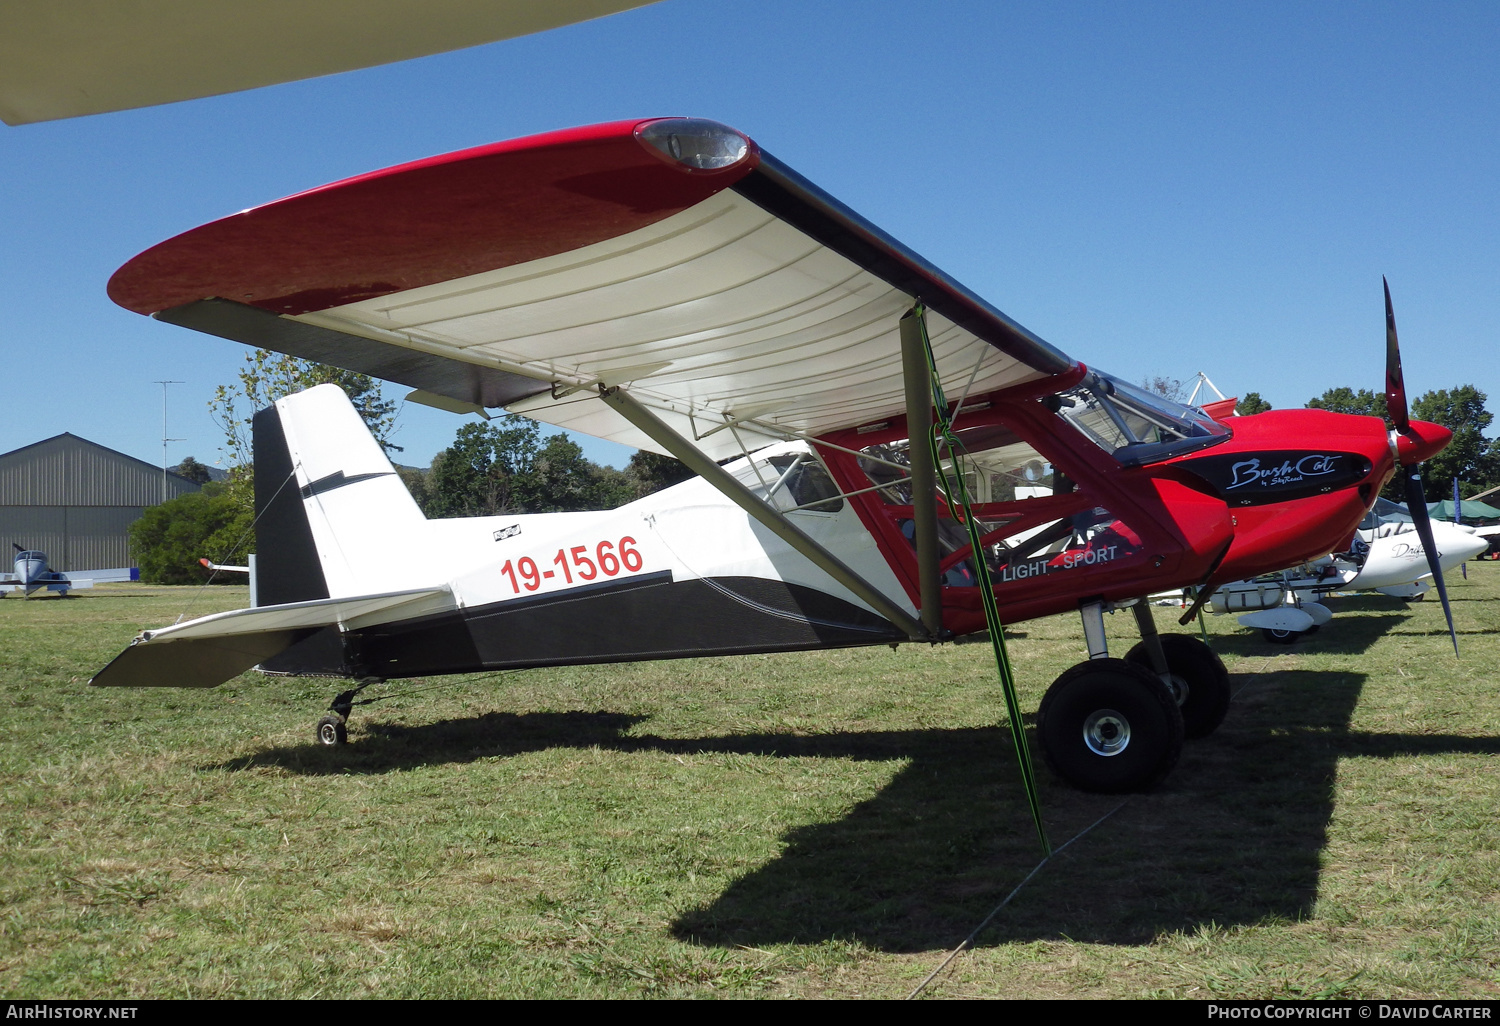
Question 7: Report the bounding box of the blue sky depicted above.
[3,0,1496,473]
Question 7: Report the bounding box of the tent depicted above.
[1426,498,1500,522]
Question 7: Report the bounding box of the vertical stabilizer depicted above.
[254,384,427,601]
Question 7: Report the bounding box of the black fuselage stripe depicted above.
[325,575,903,680]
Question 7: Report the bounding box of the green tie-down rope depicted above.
[911,305,1051,856]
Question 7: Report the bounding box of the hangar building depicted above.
[0,434,199,570]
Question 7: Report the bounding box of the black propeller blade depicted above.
[1384,276,1409,433]
[1403,469,1458,655]
[1385,280,1458,655]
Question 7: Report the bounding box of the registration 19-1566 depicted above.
[498,537,644,593]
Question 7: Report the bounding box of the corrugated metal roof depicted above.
[0,433,199,506]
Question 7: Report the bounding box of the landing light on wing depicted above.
[636,119,752,170]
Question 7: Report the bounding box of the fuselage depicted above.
[1344,517,1487,591]
[343,383,1451,665]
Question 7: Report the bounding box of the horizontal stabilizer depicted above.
[91,587,454,688]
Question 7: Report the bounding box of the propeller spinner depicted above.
[1384,278,1459,654]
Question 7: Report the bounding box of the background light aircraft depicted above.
[1200,499,1487,642]
[2,543,138,598]
[1339,499,1487,600]
[92,118,1455,800]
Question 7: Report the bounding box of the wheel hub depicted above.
[1082,708,1131,756]
[1165,673,1189,706]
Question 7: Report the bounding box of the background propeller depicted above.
[1385,277,1459,655]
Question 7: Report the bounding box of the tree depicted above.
[425,419,541,517]
[1142,375,1187,403]
[1305,386,1388,422]
[421,418,633,517]
[171,455,213,484]
[395,466,431,512]
[1304,383,1498,500]
[1409,385,1496,498]
[516,433,634,512]
[209,349,399,470]
[1236,392,1272,416]
[128,482,251,584]
[625,450,695,498]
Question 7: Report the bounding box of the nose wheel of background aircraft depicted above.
[1037,659,1184,793]
[1123,634,1231,739]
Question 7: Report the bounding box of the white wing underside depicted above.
[293,190,1049,460]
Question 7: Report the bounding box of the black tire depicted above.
[316,714,347,746]
[1037,659,1185,793]
[1261,627,1301,645]
[1125,634,1232,739]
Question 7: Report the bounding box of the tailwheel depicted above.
[316,713,347,746]
[1038,659,1184,793]
[1125,634,1231,739]
[315,683,372,746]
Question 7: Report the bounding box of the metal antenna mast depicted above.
[155,380,184,502]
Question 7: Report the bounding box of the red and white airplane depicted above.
[92,118,1454,797]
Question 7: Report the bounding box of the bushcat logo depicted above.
[1182,449,1370,507]
[1226,454,1341,491]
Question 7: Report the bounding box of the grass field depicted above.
[2,566,1498,999]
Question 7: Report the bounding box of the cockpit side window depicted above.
[856,425,1069,509]
[764,453,844,513]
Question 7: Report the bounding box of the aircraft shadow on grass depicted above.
[215,657,1500,951]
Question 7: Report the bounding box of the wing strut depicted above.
[597,386,930,641]
[901,308,945,636]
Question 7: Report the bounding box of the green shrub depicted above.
[128,481,252,584]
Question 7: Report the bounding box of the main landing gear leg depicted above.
[1080,600,1110,659]
[316,678,381,747]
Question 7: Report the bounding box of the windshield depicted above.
[1360,497,1414,531]
[1055,371,1230,466]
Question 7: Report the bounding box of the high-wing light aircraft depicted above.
[92,118,1456,797]
[2,544,138,597]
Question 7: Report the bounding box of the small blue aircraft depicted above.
[1,543,138,597]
